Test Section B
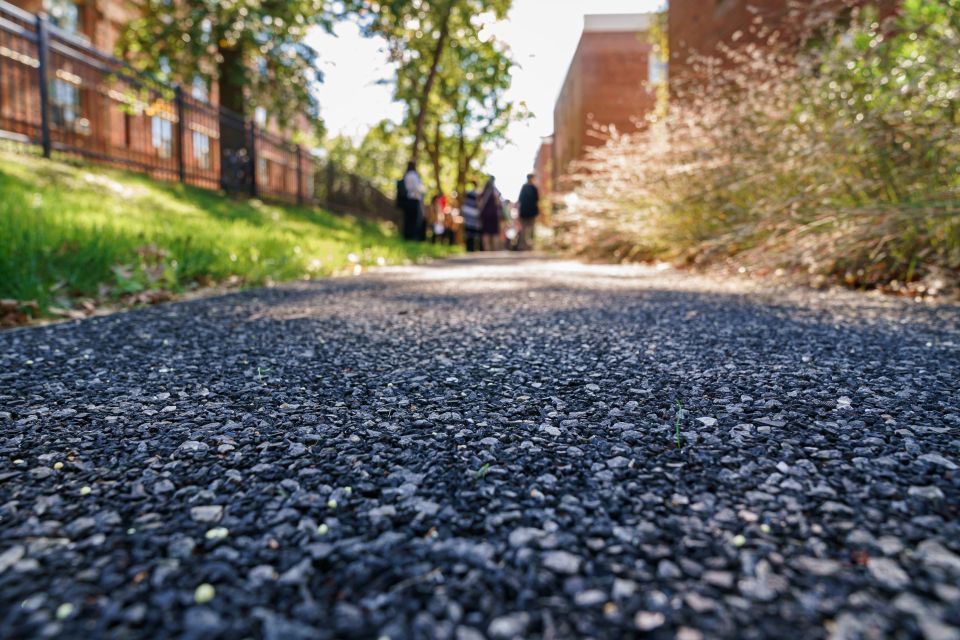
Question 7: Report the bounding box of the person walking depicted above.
[430,194,449,245]
[479,176,502,251]
[461,185,482,252]
[517,173,540,251]
[399,162,426,241]
[443,205,456,245]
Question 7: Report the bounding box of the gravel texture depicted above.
[1,254,959,639]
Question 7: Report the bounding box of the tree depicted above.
[348,0,511,164]
[324,120,408,194]
[432,30,529,197]
[119,0,333,128]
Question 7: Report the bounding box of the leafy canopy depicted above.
[120,0,334,127]
[343,0,526,197]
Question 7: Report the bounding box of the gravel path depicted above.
[1,255,959,640]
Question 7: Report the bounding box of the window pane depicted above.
[44,0,79,33]
[192,131,210,169]
[648,56,667,86]
[50,78,79,127]
[152,116,173,158]
[191,76,208,102]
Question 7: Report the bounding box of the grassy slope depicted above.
[0,150,454,316]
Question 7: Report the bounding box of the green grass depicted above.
[0,150,456,317]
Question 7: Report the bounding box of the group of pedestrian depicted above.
[397,163,540,252]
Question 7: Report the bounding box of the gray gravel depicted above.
[1,255,958,639]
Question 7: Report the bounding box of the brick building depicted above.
[533,2,903,201]
[2,0,309,196]
[14,0,132,53]
[533,135,553,204]
[2,0,224,185]
[548,13,661,192]
[668,0,900,86]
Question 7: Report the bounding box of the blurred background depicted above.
[0,0,957,325]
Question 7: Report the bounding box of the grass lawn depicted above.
[0,150,456,321]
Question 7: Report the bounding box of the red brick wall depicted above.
[668,0,901,87]
[10,0,138,53]
[553,30,656,190]
[534,138,553,201]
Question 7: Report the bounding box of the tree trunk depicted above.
[410,0,453,166]
[218,45,248,116]
[455,112,489,202]
[454,109,468,201]
[428,120,444,195]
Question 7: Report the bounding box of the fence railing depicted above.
[0,0,396,223]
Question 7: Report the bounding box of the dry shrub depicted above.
[559,0,960,296]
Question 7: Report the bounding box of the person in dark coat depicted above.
[461,185,482,252]
[479,176,502,251]
[517,173,540,251]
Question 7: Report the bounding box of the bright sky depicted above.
[311,0,664,199]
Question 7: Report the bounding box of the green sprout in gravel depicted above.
[475,463,491,480]
[674,400,683,449]
[194,583,215,604]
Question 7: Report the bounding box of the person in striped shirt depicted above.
[460,183,482,252]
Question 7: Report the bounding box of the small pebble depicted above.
[194,583,215,604]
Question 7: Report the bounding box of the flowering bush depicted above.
[559,0,960,295]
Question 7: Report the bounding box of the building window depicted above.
[254,106,268,127]
[192,131,210,169]
[151,115,173,158]
[191,76,208,102]
[50,78,80,128]
[44,0,80,33]
[648,55,668,86]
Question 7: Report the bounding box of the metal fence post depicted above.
[174,85,186,183]
[35,12,51,158]
[295,145,303,206]
[248,122,258,198]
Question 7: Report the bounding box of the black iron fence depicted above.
[315,159,398,223]
[0,0,396,222]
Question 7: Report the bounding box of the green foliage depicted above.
[345,0,527,198]
[119,0,333,127]
[324,120,407,194]
[562,2,960,294]
[0,152,455,317]
[801,2,960,205]
[648,10,669,119]
[426,18,530,197]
